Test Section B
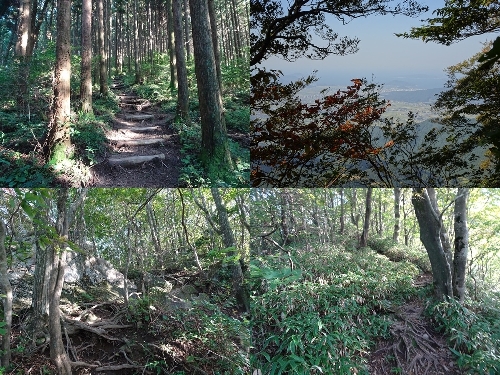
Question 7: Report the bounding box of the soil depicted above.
[89,80,182,187]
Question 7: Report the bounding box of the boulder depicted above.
[143,272,172,292]
[82,257,137,297]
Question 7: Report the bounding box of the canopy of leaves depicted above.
[251,70,399,187]
[397,0,500,45]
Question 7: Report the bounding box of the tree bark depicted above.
[166,0,178,91]
[80,0,93,113]
[393,188,401,242]
[359,187,373,248]
[48,189,72,375]
[97,0,108,94]
[412,188,453,300]
[44,0,72,165]
[453,188,469,303]
[172,0,190,122]
[339,188,345,234]
[189,0,233,172]
[0,220,12,369]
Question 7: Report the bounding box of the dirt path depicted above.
[369,275,460,375]
[89,80,181,187]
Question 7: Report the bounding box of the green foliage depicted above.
[367,237,397,254]
[173,305,250,374]
[0,320,6,335]
[221,57,250,93]
[427,297,500,373]
[71,113,108,165]
[145,360,168,375]
[369,237,432,273]
[127,296,155,323]
[397,0,499,45]
[0,149,53,187]
[175,119,249,187]
[224,98,250,133]
[251,245,419,374]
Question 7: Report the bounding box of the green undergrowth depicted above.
[426,295,500,374]
[250,244,420,375]
[367,236,431,272]
[72,94,119,165]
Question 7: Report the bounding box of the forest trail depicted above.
[369,275,460,375]
[89,79,181,187]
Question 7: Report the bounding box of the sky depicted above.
[262,0,498,88]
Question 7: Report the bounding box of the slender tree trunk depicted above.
[15,0,32,112]
[393,188,401,242]
[133,0,141,83]
[339,188,345,234]
[453,188,469,303]
[359,187,373,248]
[207,0,222,91]
[172,0,190,121]
[211,188,248,312]
[97,0,108,94]
[0,220,12,369]
[166,0,177,90]
[44,0,72,165]
[412,188,453,300]
[80,0,93,113]
[31,203,51,344]
[48,189,72,375]
[189,0,232,172]
[183,0,191,61]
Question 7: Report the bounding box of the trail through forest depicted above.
[90,80,181,187]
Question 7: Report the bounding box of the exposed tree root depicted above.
[371,302,457,375]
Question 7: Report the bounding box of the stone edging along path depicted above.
[89,80,182,187]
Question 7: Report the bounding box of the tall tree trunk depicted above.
[80,0,93,113]
[189,0,233,173]
[393,188,401,242]
[133,0,141,83]
[44,0,72,165]
[359,187,373,248]
[339,188,345,234]
[31,201,51,344]
[453,188,469,303]
[15,0,32,111]
[97,0,108,94]
[207,0,222,91]
[166,0,177,90]
[48,189,72,375]
[183,0,191,60]
[211,188,248,312]
[0,220,12,369]
[172,0,190,121]
[412,188,453,300]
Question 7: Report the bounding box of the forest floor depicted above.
[8,268,250,375]
[89,80,181,187]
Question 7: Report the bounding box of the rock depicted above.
[164,294,191,311]
[143,272,172,293]
[83,257,137,297]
